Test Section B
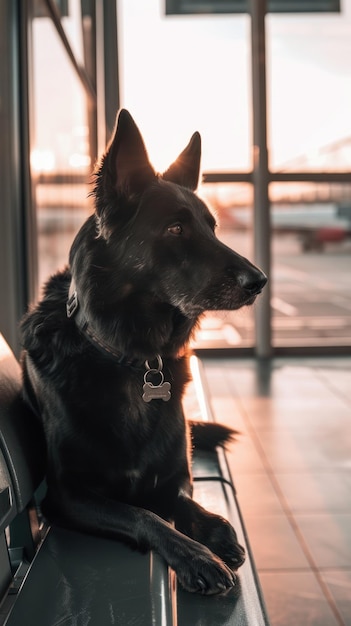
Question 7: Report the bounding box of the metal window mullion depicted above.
[250,0,272,358]
[0,1,33,355]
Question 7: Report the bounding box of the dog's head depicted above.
[70,110,266,324]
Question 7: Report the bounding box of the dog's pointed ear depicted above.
[162,132,201,191]
[102,109,156,194]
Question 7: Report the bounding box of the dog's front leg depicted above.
[44,490,236,595]
[174,494,246,572]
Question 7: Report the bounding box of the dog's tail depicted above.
[189,420,238,451]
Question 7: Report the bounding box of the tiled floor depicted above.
[202,357,351,626]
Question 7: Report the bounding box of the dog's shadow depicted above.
[177,576,242,625]
[28,527,242,625]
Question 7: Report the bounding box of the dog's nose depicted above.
[238,271,267,296]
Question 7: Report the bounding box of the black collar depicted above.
[66,280,144,367]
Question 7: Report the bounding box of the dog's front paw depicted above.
[176,547,237,595]
[218,536,246,571]
[202,516,246,570]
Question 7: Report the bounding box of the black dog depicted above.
[21,110,267,595]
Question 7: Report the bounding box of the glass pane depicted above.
[267,3,351,171]
[119,1,251,172]
[31,3,93,290]
[271,182,351,347]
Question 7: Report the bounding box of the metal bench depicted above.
[0,333,269,625]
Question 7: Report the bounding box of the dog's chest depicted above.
[123,468,159,490]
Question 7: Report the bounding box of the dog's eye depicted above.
[168,224,183,236]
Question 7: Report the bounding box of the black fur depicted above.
[21,110,267,594]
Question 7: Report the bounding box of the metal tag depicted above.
[142,381,171,402]
[142,355,171,402]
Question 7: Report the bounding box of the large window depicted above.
[22,0,351,353]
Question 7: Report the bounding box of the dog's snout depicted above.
[238,270,267,296]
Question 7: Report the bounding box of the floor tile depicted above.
[208,395,249,433]
[256,429,351,472]
[226,364,339,402]
[296,513,351,568]
[315,364,351,403]
[259,571,340,626]
[242,514,310,570]
[320,569,351,625]
[225,436,268,474]
[233,472,284,517]
[276,471,351,514]
[243,401,351,434]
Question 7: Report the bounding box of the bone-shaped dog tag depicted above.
[142,381,171,402]
[143,357,172,402]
